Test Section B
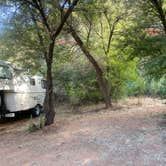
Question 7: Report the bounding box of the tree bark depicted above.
[69,25,112,108]
[97,73,112,108]
[44,40,55,125]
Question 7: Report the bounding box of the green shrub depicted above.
[142,77,166,99]
[54,61,103,105]
[158,77,166,99]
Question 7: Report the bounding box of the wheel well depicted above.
[35,104,43,113]
[0,91,7,114]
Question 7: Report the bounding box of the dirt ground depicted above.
[0,97,166,166]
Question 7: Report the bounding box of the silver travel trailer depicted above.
[0,60,46,117]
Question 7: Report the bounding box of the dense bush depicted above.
[53,56,145,105]
[143,77,166,99]
[52,46,166,105]
[125,77,146,97]
[158,77,166,99]
[54,61,103,105]
[53,58,132,105]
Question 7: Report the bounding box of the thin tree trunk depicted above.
[44,40,56,125]
[69,25,112,108]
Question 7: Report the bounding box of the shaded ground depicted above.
[0,97,166,166]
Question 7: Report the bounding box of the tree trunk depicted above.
[44,40,56,125]
[97,75,112,108]
[69,26,112,108]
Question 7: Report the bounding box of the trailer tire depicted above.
[32,105,41,117]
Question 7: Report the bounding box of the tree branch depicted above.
[52,0,79,39]
[26,0,51,33]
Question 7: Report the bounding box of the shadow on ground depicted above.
[158,113,166,129]
[0,111,32,124]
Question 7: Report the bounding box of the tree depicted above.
[119,0,166,78]
[69,25,112,107]
[7,0,80,125]
[67,0,132,108]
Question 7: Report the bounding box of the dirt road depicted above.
[0,98,166,166]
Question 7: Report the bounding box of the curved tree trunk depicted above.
[69,25,112,108]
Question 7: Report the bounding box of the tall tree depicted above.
[67,0,131,108]
[124,0,166,78]
[69,25,112,107]
[8,0,80,125]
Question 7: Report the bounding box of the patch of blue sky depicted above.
[60,0,71,9]
[0,5,16,34]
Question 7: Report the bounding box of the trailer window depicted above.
[0,65,12,79]
[30,78,35,86]
[41,80,46,89]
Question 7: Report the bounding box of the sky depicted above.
[0,5,14,35]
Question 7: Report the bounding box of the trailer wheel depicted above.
[32,105,41,117]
